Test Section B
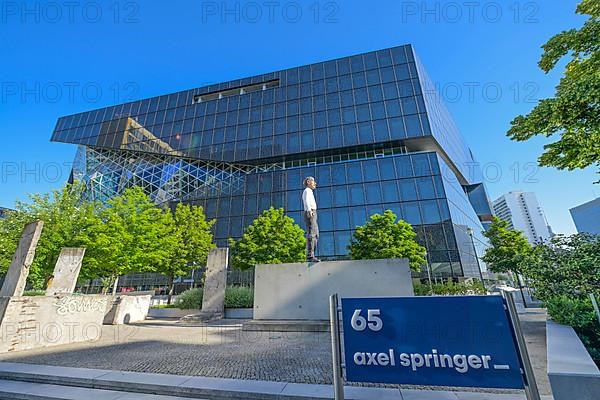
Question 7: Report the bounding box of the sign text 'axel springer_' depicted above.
[340,296,525,389]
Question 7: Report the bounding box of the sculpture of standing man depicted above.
[302,176,320,263]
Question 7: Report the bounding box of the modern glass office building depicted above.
[51,44,492,280]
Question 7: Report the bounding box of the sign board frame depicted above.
[329,292,541,400]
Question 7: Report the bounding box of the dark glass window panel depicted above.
[300,114,313,131]
[314,128,328,149]
[366,69,381,85]
[219,197,231,215]
[421,200,441,224]
[416,177,436,199]
[272,171,285,192]
[350,206,367,229]
[318,187,332,208]
[237,124,249,140]
[331,164,346,185]
[342,107,356,124]
[287,133,300,153]
[420,114,432,134]
[287,68,299,84]
[352,72,367,88]
[337,58,351,75]
[389,117,406,139]
[412,153,432,176]
[311,63,325,80]
[398,80,414,97]
[215,218,228,238]
[350,54,365,72]
[382,181,400,202]
[364,52,378,69]
[314,95,326,112]
[399,179,417,201]
[378,158,396,180]
[402,201,422,225]
[258,193,271,212]
[340,90,354,107]
[439,200,451,222]
[362,159,379,182]
[329,126,343,147]
[365,182,382,204]
[318,232,334,257]
[380,67,396,83]
[402,97,418,114]
[238,108,249,124]
[335,231,351,256]
[346,163,363,184]
[288,115,300,132]
[444,223,457,249]
[326,93,340,109]
[343,124,358,146]
[424,224,447,251]
[301,131,314,151]
[370,102,386,119]
[287,100,300,116]
[319,209,334,231]
[312,80,325,96]
[394,64,410,80]
[356,104,371,122]
[429,153,441,174]
[383,82,399,100]
[318,165,332,186]
[357,122,373,143]
[262,121,274,136]
[300,83,311,97]
[326,78,339,93]
[391,46,407,64]
[259,173,273,193]
[405,115,422,137]
[433,175,445,197]
[285,190,299,212]
[324,60,337,78]
[246,174,258,193]
[333,186,348,207]
[274,102,286,118]
[348,185,365,206]
[286,170,302,192]
[368,85,383,102]
[249,123,261,139]
[354,87,369,105]
[339,75,353,91]
[300,97,312,114]
[229,216,243,238]
[327,109,341,126]
[334,208,350,230]
[262,104,274,119]
[205,199,218,218]
[275,118,286,134]
[366,204,384,218]
[377,49,393,67]
[373,119,389,141]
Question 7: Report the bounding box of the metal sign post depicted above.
[329,293,345,400]
[502,291,542,400]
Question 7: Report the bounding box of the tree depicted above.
[0,183,100,289]
[481,217,537,303]
[348,210,426,271]
[157,203,215,304]
[80,187,174,293]
[507,1,600,181]
[526,233,600,301]
[229,207,305,270]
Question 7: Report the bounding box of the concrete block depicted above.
[253,258,414,320]
[46,248,85,296]
[0,295,109,352]
[0,221,44,298]
[547,320,600,400]
[104,294,152,325]
[201,248,228,315]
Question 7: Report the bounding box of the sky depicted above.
[0,0,597,234]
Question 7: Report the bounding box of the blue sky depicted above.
[0,0,597,233]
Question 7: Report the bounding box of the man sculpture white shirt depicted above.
[302,176,320,263]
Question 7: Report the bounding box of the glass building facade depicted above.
[51,44,492,279]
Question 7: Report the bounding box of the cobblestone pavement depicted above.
[0,310,552,396]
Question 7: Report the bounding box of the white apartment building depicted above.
[492,191,553,244]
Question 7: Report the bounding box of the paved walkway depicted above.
[0,309,552,397]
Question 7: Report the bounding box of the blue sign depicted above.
[340,296,524,389]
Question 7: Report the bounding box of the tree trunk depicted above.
[517,274,527,308]
[167,275,174,305]
[112,275,119,296]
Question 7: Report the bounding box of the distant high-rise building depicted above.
[492,191,553,244]
[0,207,13,219]
[570,197,600,235]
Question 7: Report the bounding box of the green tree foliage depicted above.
[0,183,99,289]
[157,203,215,303]
[526,233,600,301]
[507,1,600,180]
[348,210,426,271]
[80,187,174,291]
[229,207,305,270]
[481,217,536,276]
[414,280,486,296]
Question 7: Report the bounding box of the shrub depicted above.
[545,295,600,362]
[414,280,486,296]
[225,286,254,308]
[22,290,46,296]
[174,288,203,309]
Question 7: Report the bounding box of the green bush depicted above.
[545,295,600,362]
[414,280,486,296]
[22,290,46,296]
[225,286,254,308]
[151,304,177,309]
[174,288,203,309]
